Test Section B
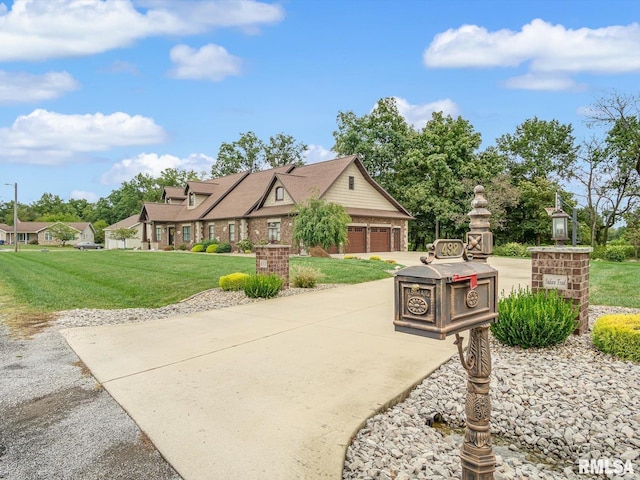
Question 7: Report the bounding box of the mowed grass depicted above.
[590,261,640,308]
[0,250,398,313]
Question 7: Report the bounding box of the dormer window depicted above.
[189,192,195,206]
[275,186,284,201]
[348,176,355,190]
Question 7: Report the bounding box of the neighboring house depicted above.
[139,155,413,253]
[104,215,144,250]
[0,223,9,244]
[0,221,95,246]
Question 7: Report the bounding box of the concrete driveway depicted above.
[62,254,530,480]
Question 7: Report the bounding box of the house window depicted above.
[44,231,53,241]
[18,233,27,242]
[156,226,162,241]
[348,176,355,190]
[189,192,195,206]
[208,225,215,240]
[229,223,235,242]
[182,226,191,242]
[275,186,284,201]
[268,221,281,242]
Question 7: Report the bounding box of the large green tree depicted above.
[496,117,577,244]
[396,112,486,245]
[212,131,307,177]
[332,97,415,195]
[587,91,640,176]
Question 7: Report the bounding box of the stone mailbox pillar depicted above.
[529,246,593,334]
[254,245,290,289]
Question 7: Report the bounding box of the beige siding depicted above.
[323,163,397,211]
[263,180,294,207]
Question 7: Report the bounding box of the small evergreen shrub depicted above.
[219,272,250,291]
[344,255,359,260]
[369,255,382,261]
[177,243,188,251]
[237,238,253,253]
[592,314,640,362]
[206,244,218,253]
[191,244,204,253]
[291,265,323,288]
[604,246,628,262]
[491,288,577,348]
[385,259,397,265]
[243,273,284,298]
[216,242,232,253]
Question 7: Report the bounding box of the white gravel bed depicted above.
[343,305,640,480]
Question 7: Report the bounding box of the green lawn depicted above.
[0,249,637,316]
[589,261,640,308]
[0,250,398,313]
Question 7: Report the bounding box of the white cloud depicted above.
[169,44,242,81]
[0,0,284,62]
[423,19,640,90]
[70,190,100,202]
[0,109,166,165]
[101,152,214,184]
[504,73,585,92]
[392,97,459,128]
[0,70,79,104]
[304,145,335,164]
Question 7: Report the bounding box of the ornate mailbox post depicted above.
[394,186,497,479]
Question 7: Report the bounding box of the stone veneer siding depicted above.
[254,245,290,289]
[529,247,593,334]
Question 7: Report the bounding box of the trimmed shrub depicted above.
[219,272,250,291]
[592,314,640,362]
[216,242,232,253]
[206,244,218,253]
[491,288,577,348]
[243,273,284,298]
[163,245,175,251]
[384,259,397,265]
[604,246,627,262]
[369,255,382,261]
[202,240,218,251]
[237,238,253,253]
[493,242,529,257]
[344,255,359,260]
[191,244,204,253]
[291,265,323,288]
[177,243,188,251]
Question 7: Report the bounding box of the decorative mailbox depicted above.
[393,240,498,340]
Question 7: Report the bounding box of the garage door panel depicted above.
[345,226,366,253]
[370,227,390,252]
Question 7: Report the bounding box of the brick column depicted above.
[529,247,593,334]
[254,245,290,289]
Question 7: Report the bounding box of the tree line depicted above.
[1,91,638,250]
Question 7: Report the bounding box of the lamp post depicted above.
[551,193,570,247]
[4,183,18,252]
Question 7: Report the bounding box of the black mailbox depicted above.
[394,259,498,340]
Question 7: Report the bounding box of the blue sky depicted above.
[1,0,639,204]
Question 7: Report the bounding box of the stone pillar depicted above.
[529,247,593,334]
[254,245,290,289]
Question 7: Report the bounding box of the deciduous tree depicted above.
[292,195,351,251]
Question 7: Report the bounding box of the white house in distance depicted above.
[104,214,144,250]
